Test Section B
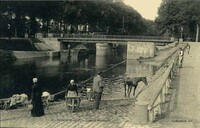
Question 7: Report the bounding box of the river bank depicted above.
[0,38,60,60]
[0,42,184,128]
[141,43,184,66]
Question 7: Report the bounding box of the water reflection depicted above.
[0,50,124,99]
[126,59,158,81]
[95,55,111,70]
[0,45,159,99]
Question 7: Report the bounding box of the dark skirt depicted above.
[31,97,44,117]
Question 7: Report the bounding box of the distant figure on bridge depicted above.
[93,72,104,110]
[7,23,11,39]
[178,48,184,68]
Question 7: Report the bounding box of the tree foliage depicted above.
[0,1,158,37]
[155,0,200,39]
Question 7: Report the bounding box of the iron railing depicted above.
[146,43,188,122]
[51,33,171,41]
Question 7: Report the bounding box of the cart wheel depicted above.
[4,102,8,110]
[43,100,49,109]
[71,106,75,112]
[45,103,49,109]
[66,100,68,106]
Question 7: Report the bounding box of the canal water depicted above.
[0,50,158,99]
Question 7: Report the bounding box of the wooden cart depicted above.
[0,98,10,110]
[41,96,49,109]
[65,96,81,112]
[86,87,94,101]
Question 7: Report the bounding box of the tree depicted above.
[155,0,200,40]
[0,1,155,37]
[143,19,160,36]
[62,1,147,35]
[0,1,63,38]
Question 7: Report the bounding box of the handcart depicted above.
[65,96,81,112]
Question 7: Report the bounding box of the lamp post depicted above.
[122,16,125,34]
[67,44,71,62]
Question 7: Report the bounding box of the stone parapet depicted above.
[127,42,155,59]
[13,51,60,59]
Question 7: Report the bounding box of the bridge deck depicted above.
[58,38,173,44]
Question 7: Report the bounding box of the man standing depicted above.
[93,72,104,110]
[186,42,190,54]
[178,48,184,68]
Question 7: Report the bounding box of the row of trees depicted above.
[2,0,199,40]
[156,0,200,41]
[0,1,63,38]
[0,1,159,38]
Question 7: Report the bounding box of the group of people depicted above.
[178,42,190,68]
[65,71,104,110]
[30,71,104,117]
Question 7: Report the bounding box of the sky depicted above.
[123,0,162,20]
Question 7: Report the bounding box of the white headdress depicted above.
[33,78,38,83]
[70,79,74,84]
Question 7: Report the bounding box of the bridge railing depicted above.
[147,53,179,122]
[53,33,171,41]
[141,43,188,122]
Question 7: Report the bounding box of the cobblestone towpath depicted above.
[0,72,155,128]
[0,77,144,128]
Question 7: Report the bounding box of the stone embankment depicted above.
[0,38,60,59]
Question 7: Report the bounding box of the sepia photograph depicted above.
[0,0,199,128]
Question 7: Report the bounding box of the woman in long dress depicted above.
[31,78,44,117]
[66,80,78,97]
[66,80,80,107]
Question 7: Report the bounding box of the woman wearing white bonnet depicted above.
[31,77,44,117]
[33,78,38,83]
[70,79,74,84]
[66,79,78,97]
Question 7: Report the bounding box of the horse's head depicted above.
[142,76,148,86]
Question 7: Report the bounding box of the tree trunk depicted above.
[29,16,36,38]
[15,12,20,37]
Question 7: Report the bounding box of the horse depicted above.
[124,76,148,98]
